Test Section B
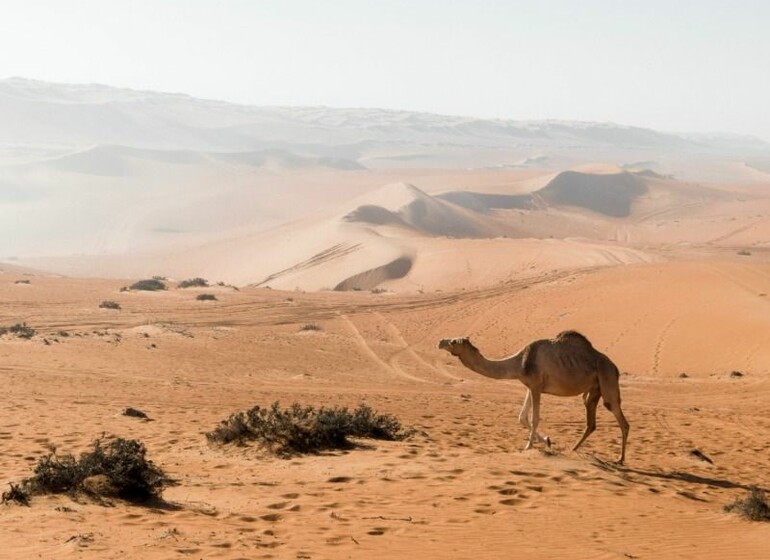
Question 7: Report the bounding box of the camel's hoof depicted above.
[545,436,552,448]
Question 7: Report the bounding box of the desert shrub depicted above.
[178,277,208,289]
[8,438,167,503]
[129,279,166,291]
[196,293,217,301]
[724,487,770,521]
[737,250,752,256]
[99,300,121,310]
[2,323,36,339]
[14,279,30,285]
[300,323,322,331]
[206,402,410,456]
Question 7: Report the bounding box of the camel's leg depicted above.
[572,388,601,452]
[519,390,551,447]
[525,390,542,450]
[605,400,630,465]
[596,366,630,464]
[518,390,531,428]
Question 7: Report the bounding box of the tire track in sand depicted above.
[339,313,426,383]
[371,312,462,383]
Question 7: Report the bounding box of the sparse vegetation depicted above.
[196,293,217,301]
[737,250,752,256]
[216,281,240,291]
[2,438,167,504]
[0,322,36,339]
[178,277,208,288]
[99,300,121,310]
[724,487,770,521]
[14,279,30,285]
[206,402,411,457]
[129,279,166,291]
[300,323,322,332]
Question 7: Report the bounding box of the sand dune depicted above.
[439,168,649,217]
[14,165,768,294]
[343,182,515,238]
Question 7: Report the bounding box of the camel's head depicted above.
[438,337,473,356]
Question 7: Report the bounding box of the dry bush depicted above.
[129,279,167,291]
[206,402,410,457]
[178,277,209,288]
[2,438,168,505]
[0,323,36,339]
[99,300,121,310]
[196,293,217,301]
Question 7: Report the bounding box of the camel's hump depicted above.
[554,330,593,346]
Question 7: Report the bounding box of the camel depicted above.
[438,331,629,464]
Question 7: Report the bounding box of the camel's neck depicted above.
[456,347,523,380]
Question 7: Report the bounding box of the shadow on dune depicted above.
[335,256,413,291]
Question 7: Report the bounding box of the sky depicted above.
[1,0,769,140]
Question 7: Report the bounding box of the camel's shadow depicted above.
[588,455,767,493]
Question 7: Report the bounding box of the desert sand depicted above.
[1,255,769,559]
[2,79,770,558]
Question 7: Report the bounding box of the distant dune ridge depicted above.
[2,77,770,290]
[343,183,511,238]
[438,169,648,217]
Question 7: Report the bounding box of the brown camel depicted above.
[438,331,629,464]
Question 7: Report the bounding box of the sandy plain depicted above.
[1,252,769,559]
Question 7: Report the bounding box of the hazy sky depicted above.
[2,0,769,139]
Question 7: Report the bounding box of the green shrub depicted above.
[196,293,217,301]
[178,277,208,288]
[6,438,167,504]
[99,300,121,310]
[725,487,770,521]
[129,279,166,291]
[206,402,410,457]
